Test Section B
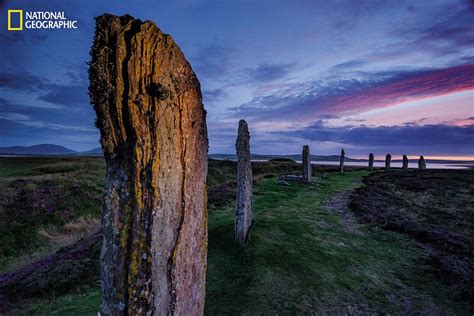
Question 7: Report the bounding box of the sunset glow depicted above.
[0,0,472,159]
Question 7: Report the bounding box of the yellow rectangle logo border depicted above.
[8,10,23,31]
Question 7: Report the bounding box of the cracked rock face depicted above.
[302,145,311,182]
[235,120,253,243]
[89,14,208,315]
[369,153,374,171]
[385,154,392,170]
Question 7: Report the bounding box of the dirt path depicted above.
[324,189,361,234]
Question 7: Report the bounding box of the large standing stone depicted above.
[235,120,253,243]
[385,154,391,170]
[368,153,374,171]
[302,145,311,182]
[402,155,409,170]
[340,149,345,174]
[89,14,208,315]
[419,155,426,170]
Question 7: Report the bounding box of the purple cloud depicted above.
[231,64,474,122]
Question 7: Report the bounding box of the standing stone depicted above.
[419,155,426,170]
[402,155,409,170]
[235,120,253,243]
[385,154,391,170]
[89,14,208,315]
[339,149,345,174]
[368,153,374,171]
[302,145,311,182]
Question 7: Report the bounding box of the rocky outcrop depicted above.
[235,120,253,243]
[302,145,311,182]
[339,149,345,174]
[385,154,391,170]
[368,153,374,171]
[402,155,409,170]
[89,14,208,315]
[419,156,426,170]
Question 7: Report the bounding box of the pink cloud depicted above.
[330,64,474,115]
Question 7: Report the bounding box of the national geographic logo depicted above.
[7,10,78,31]
[7,10,22,31]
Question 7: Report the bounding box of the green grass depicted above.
[0,157,300,269]
[205,172,463,314]
[0,157,105,271]
[10,170,468,314]
[9,288,102,316]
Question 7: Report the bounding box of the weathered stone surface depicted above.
[385,154,391,170]
[302,145,311,182]
[340,149,345,174]
[419,155,426,170]
[368,153,374,171]
[235,120,253,243]
[402,155,409,170]
[89,14,208,315]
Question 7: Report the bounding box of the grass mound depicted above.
[350,170,474,305]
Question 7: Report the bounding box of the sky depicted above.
[0,0,473,159]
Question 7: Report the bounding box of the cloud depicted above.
[0,97,95,131]
[0,30,48,70]
[331,59,367,71]
[410,5,474,48]
[245,63,295,82]
[203,88,229,103]
[380,3,474,62]
[191,41,237,79]
[230,64,474,123]
[38,83,89,107]
[0,68,89,108]
[0,72,44,92]
[281,122,474,155]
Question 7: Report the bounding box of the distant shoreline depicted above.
[1,154,472,170]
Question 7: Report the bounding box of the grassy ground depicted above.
[0,157,104,272]
[350,170,474,307]
[3,161,470,314]
[8,287,101,316]
[205,172,466,314]
[0,156,311,273]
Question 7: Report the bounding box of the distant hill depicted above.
[77,147,103,156]
[209,153,364,162]
[209,153,473,164]
[1,145,471,165]
[0,144,76,155]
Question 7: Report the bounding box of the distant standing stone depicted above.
[419,155,426,170]
[302,145,312,182]
[402,155,409,170]
[368,153,374,171]
[340,149,345,174]
[235,119,253,243]
[385,153,391,170]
